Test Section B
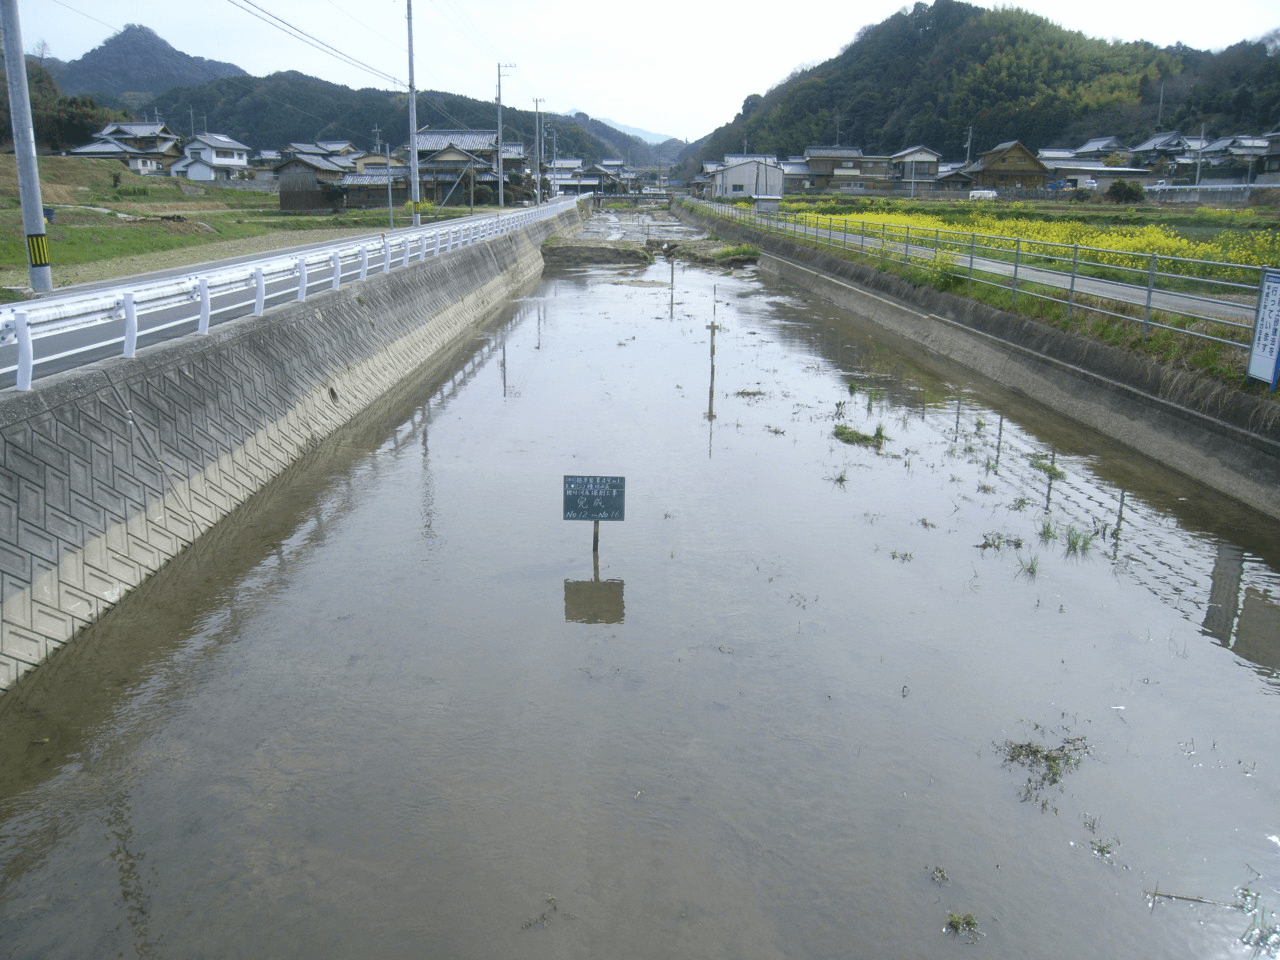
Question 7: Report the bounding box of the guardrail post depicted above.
[254,267,266,315]
[905,226,911,263]
[15,311,32,391]
[359,246,369,281]
[382,238,391,273]
[122,292,137,358]
[1067,245,1079,322]
[433,231,441,257]
[402,238,410,267]
[1011,238,1022,308]
[331,251,342,290]
[968,234,976,292]
[198,278,211,334]
[296,259,308,301]
[1142,252,1157,339]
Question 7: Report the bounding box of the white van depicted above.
[967,189,997,200]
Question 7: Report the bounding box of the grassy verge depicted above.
[0,156,491,292]
[686,199,1272,400]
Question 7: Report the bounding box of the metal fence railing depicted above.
[680,197,1265,356]
[0,197,581,392]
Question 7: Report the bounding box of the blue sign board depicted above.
[563,475,625,521]
[1249,269,1280,390]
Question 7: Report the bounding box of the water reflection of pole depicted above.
[1043,449,1057,513]
[707,316,718,458]
[1201,540,1245,643]
[994,415,1004,470]
[669,257,675,318]
[1110,489,1126,559]
[954,397,962,442]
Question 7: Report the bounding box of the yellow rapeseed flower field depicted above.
[784,205,1280,279]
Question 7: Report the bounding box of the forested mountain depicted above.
[687,0,1280,171]
[0,58,125,151]
[148,72,670,164]
[34,24,668,164]
[43,24,247,114]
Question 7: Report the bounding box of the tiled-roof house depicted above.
[68,122,183,175]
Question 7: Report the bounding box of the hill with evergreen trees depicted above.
[147,72,670,165]
[44,24,247,114]
[684,0,1280,171]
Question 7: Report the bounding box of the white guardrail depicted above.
[0,197,579,392]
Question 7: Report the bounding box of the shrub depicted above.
[1106,180,1144,204]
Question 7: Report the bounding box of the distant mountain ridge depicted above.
[46,24,247,105]
[37,26,674,164]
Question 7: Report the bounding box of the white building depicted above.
[169,134,252,181]
[710,158,784,199]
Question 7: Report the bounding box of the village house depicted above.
[961,141,1050,191]
[709,157,784,200]
[891,145,942,193]
[67,121,183,175]
[403,129,526,202]
[168,133,251,181]
[275,153,348,210]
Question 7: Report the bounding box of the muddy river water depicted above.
[1,211,1278,959]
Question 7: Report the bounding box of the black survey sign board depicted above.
[563,476,625,521]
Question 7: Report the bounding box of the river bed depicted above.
[1,211,1278,960]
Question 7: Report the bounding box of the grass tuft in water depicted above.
[944,912,981,941]
[1064,525,1096,557]
[997,734,1092,811]
[834,423,888,446]
[1029,452,1067,481]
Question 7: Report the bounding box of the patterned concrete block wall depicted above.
[0,204,584,691]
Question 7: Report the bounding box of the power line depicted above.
[224,0,405,88]
[48,0,118,34]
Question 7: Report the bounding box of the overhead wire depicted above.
[224,0,406,88]
[46,0,543,152]
[48,0,118,34]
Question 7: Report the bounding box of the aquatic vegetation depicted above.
[834,423,888,446]
[997,734,1093,810]
[1029,452,1066,480]
[944,912,981,941]
[1064,525,1096,557]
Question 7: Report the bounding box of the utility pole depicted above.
[2,0,52,292]
[1195,123,1205,186]
[374,125,393,228]
[406,0,421,226]
[495,62,515,208]
[532,98,543,204]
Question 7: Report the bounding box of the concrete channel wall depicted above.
[0,203,585,692]
[673,203,1280,522]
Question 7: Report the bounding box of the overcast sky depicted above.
[22,0,1280,144]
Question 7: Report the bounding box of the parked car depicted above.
[967,189,998,200]
[1083,179,1098,190]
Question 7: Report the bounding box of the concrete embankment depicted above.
[673,202,1280,521]
[0,203,585,692]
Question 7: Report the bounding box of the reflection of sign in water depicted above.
[564,578,625,623]
[1248,270,1280,389]
[563,476,625,521]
